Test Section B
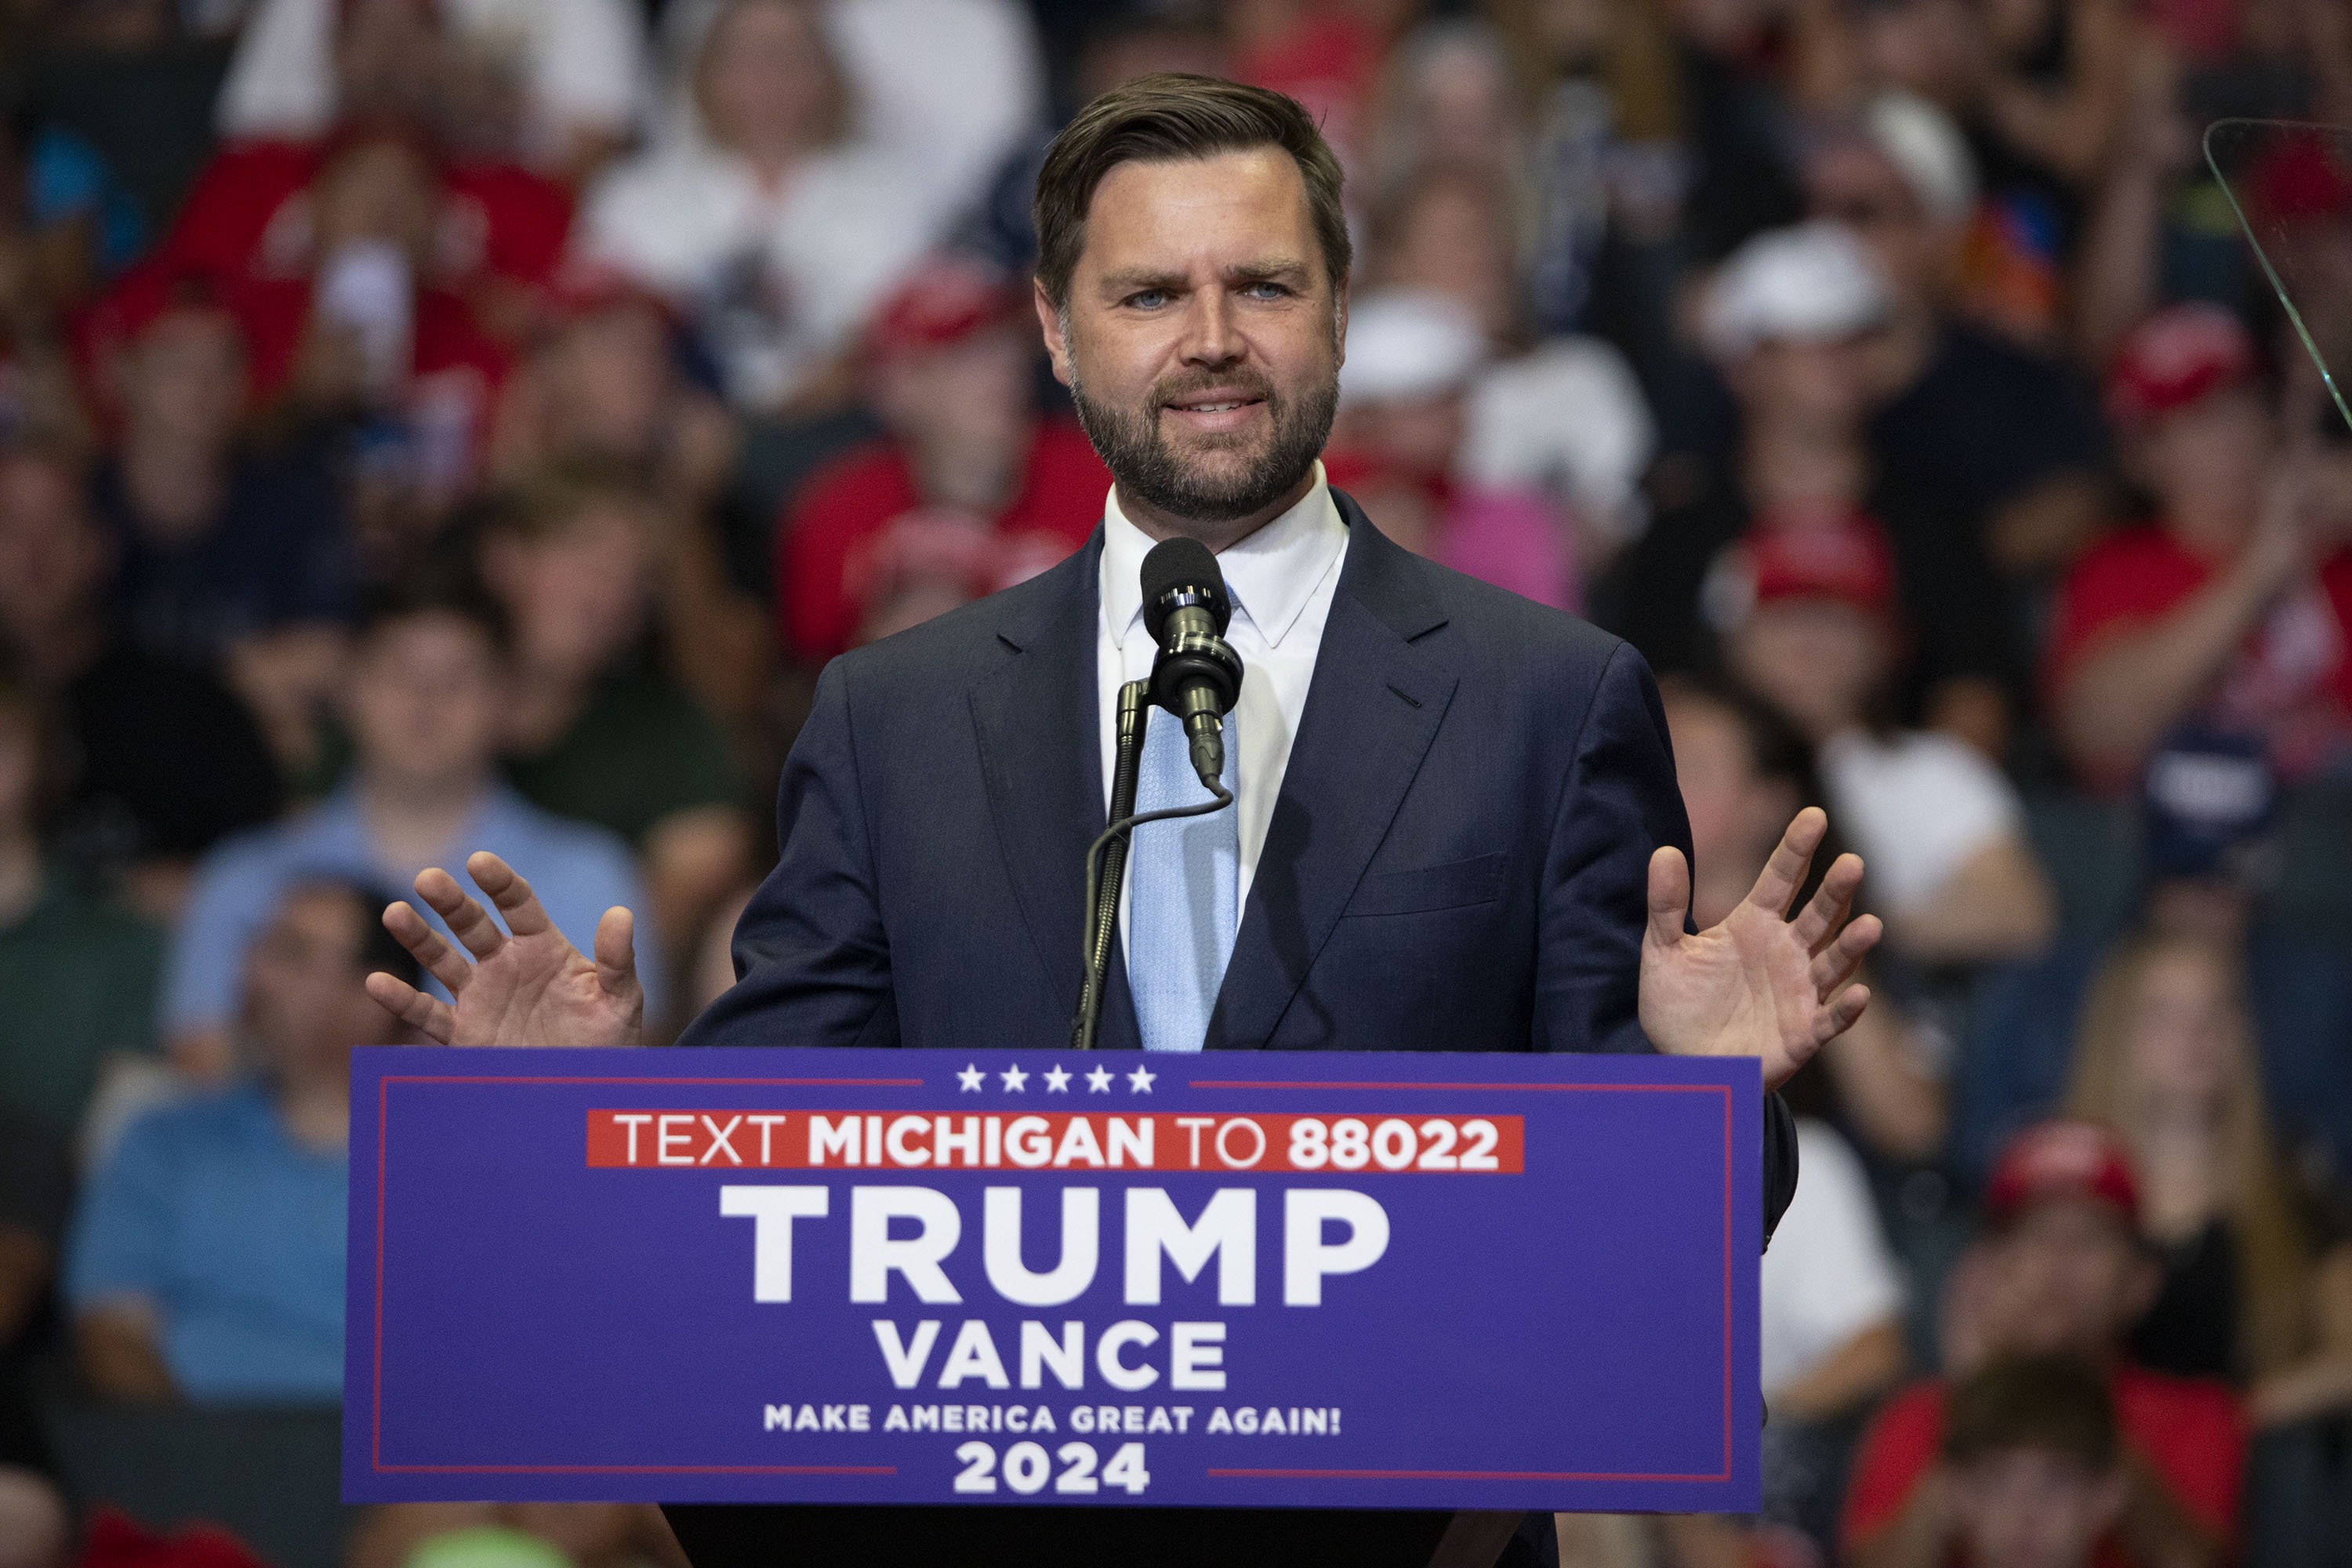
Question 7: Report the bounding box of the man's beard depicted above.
[1069,361,1339,525]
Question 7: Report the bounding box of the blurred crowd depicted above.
[1,0,2351,1564]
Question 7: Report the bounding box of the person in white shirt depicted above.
[215,0,649,177]
[1763,1120,1909,1411]
[1717,513,2057,967]
[1662,671,1952,1163]
[652,0,1044,213]
[1363,161,1657,570]
[576,0,942,413]
[1760,1117,1911,1549]
[819,0,1043,220]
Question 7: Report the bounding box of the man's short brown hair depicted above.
[1942,1354,2120,1472]
[1032,73,1351,310]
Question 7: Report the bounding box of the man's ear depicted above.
[1333,277,1349,370]
[1034,278,1073,388]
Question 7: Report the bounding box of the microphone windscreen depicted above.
[1140,537,1229,643]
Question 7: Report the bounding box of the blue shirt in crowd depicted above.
[162,781,666,1038]
[27,126,145,275]
[65,1083,346,1403]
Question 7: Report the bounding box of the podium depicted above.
[345,1045,1761,1563]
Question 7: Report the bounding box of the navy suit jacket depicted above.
[684,493,1794,1222]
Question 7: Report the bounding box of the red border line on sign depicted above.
[1722,1078,1734,1481]
[1207,1468,1722,1482]
[1185,1080,1726,1092]
[373,1080,387,1472]
[378,1076,926,1087]
[371,1074,918,1477]
[1192,1078,1740,1486]
[370,1073,1737,1483]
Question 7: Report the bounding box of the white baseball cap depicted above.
[1861,92,1979,230]
[1338,289,1488,407]
[1700,222,1893,360]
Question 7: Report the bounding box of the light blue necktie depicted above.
[1127,701,1240,1053]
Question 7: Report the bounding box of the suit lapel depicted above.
[969,539,1112,1038]
[1207,497,1457,1050]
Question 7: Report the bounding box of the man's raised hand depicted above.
[365,851,644,1049]
[1637,807,1881,1089]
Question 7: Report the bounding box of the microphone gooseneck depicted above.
[1069,540,1245,1051]
[1140,538,1244,789]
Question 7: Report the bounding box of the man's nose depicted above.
[1178,289,1244,368]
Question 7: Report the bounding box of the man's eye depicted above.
[1124,290,1170,310]
[1243,282,1292,300]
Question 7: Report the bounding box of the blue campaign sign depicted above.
[345,1047,1761,1512]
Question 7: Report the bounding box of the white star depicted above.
[1000,1064,1029,1092]
[1043,1064,1073,1093]
[1126,1064,1156,1094]
[1086,1065,1114,1093]
[957,1063,985,1092]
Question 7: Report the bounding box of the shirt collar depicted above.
[1099,460,1347,648]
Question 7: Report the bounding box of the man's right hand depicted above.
[366,851,644,1049]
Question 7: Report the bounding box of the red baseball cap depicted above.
[1984,1120,2142,1229]
[2105,303,2256,431]
[866,255,1025,362]
[1744,509,1898,615]
[71,259,260,422]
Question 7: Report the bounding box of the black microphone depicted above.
[1140,538,1244,790]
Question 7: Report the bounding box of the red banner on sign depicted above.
[585,1110,1523,1174]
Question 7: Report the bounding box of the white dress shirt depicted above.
[218,0,648,157]
[1098,463,1351,944]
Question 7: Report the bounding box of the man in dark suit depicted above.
[368,75,1881,1568]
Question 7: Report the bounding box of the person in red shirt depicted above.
[2047,303,2352,792]
[1228,0,1391,180]
[188,125,515,510]
[777,256,1111,662]
[158,140,572,310]
[154,1,572,336]
[1939,1354,2131,1568]
[1842,1120,2245,1568]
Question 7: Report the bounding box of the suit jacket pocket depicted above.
[1345,852,1507,916]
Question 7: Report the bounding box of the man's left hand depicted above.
[1639,808,1880,1089]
